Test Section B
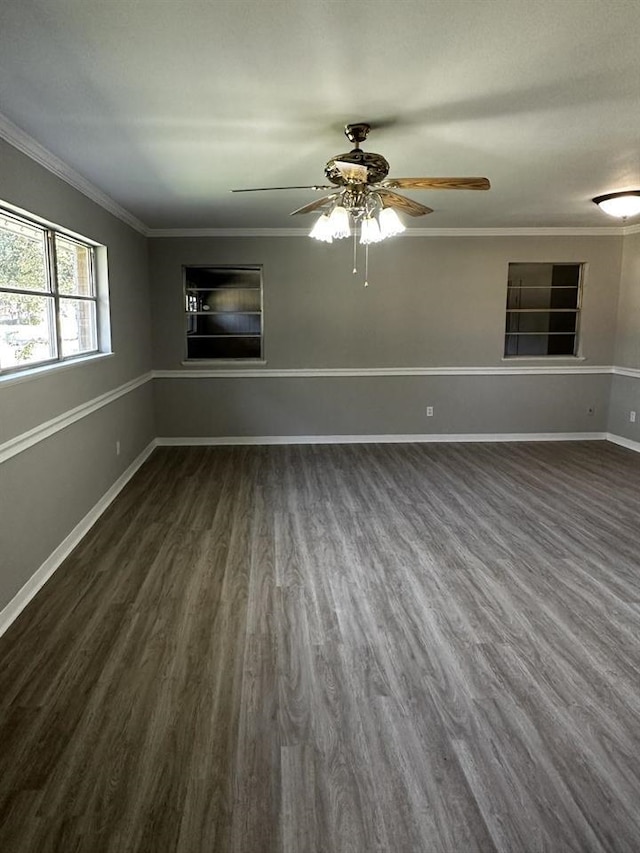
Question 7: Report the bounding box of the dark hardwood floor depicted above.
[1,441,640,852]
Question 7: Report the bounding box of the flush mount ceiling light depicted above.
[593,191,640,219]
[233,123,490,286]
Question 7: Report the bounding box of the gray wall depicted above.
[608,230,640,441]
[154,374,611,438]
[150,235,621,369]
[150,234,621,438]
[0,139,155,611]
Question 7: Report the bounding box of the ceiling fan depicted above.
[232,122,490,284]
[233,122,490,224]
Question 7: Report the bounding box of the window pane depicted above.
[55,236,94,296]
[0,214,49,292]
[60,298,97,356]
[0,292,56,368]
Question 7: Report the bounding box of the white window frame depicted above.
[0,203,109,377]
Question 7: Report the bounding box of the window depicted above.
[184,265,263,360]
[504,262,583,357]
[0,207,101,374]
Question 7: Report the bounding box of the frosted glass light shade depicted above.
[379,207,406,237]
[309,214,333,242]
[593,191,640,218]
[328,205,351,239]
[360,216,382,245]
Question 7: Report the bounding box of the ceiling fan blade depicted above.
[377,190,433,217]
[289,194,339,216]
[383,177,491,191]
[231,185,334,192]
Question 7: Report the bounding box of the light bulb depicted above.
[360,216,382,245]
[378,207,406,237]
[328,206,351,239]
[309,214,333,243]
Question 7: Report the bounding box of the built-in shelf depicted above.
[184,266,263,361]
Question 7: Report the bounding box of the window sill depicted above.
[501,356,586,362]
[180,359,267,367]
[0,352,114,388]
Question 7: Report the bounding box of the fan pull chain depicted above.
[364,244,369,287]
[352,229,357,275]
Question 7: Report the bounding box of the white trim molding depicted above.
[0,371,153,464]
[606,433,640,453]
[0,112,148,236]
[154,364,614,379]
[612,366,640,379]
[157,432,607,447]
[0,440,157,638]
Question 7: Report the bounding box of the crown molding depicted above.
[147,225,625,238]
[0,112,149,236]
[148,227,305,238]
[622,222,640,235]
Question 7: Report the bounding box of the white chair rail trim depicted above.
[155,364,616,379]
[0,371,153,464]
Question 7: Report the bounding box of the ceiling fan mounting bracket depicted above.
[344,122,371,147]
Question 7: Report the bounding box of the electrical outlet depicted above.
[631,411,637,423]
[116,440,121,456]
[426,406,434,417]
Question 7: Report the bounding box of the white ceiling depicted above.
[1,0,639,230]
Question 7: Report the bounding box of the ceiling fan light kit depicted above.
[232,122,491,284]
[309,213,334,243]
[327,205,351,239]
[378,207,406,237]
[593,191,640,219]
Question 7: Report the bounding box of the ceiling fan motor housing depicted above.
[325,150,390,185]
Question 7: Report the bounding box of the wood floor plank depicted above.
[1,441,640,851]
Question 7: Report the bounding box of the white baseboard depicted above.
[0,439,157,639]
[157,432,607,447]
[606,433,640,453]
